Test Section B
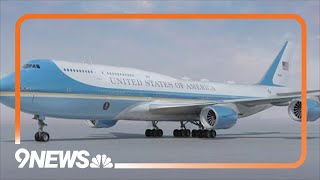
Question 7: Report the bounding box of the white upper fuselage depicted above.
[54,60,287,99]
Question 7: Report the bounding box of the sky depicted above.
[0,0,319,123]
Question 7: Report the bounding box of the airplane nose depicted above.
[0,73,15,92]
[0,73,15,106]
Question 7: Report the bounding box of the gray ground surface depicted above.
[0,108,319,180]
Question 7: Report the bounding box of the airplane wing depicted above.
[276,90,320,96]
[149,90,320,115]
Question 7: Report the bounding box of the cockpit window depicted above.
[23,64,40,69]
[23,64,32,68]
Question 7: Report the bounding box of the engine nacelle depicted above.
[288,98,320,122]
[85,120,118,128]
[200,105,238,129]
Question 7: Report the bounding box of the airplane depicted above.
[0,41,319,142]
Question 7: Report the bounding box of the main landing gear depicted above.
[145,121,163,137]
[33,115,50,142]
[191,129,216,138]
[173,121,191,137]
[146,121,217,138]
[173,121,216,138]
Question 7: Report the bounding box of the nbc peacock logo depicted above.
[90,154,113,168]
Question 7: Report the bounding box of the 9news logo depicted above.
[15,148,113,168]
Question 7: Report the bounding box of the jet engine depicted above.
[85,120,118,128]
[199,105,238,129]
[288,98,320,122]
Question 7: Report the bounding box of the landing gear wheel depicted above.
[192,129,199,137]
[40,132,50,142]
[187,129,191,136]
[210,130,217,138]
[34,132,41,141]
[173,129,179,137]
[205,130,212,138]
[199,130,206,138]
[145,129,152,137]
[191,130,196,137]
[34,132,50,142]
[151,129,158,137]
[181,129,187,137]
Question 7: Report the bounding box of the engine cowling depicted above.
[200,105,238,129]
[288,98,320,122]
[85,120,118,128]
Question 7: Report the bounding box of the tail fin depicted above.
[258,41,293,87]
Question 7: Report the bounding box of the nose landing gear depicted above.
[33,115,50,142]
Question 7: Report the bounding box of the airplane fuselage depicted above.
[0,59,290,122]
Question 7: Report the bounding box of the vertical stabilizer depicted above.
[258,41,293,87]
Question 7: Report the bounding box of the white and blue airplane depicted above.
[0,41,319,142]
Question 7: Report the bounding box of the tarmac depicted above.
[0,107,319,180]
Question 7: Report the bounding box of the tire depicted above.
[185,129,190,137]
[210,130,217,138]
[205,130,211,138]
[195,130,200,138]
[145,129,151,137]
[158,129,163,137]
[173,129,178,137]
[191,129,196,137]
[181,129,187,137]
[200,130,207,138]
[40,132,50,142]
[34,132,41,141]
[151,129,158,137]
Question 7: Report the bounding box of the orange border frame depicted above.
[15,14,307,169]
